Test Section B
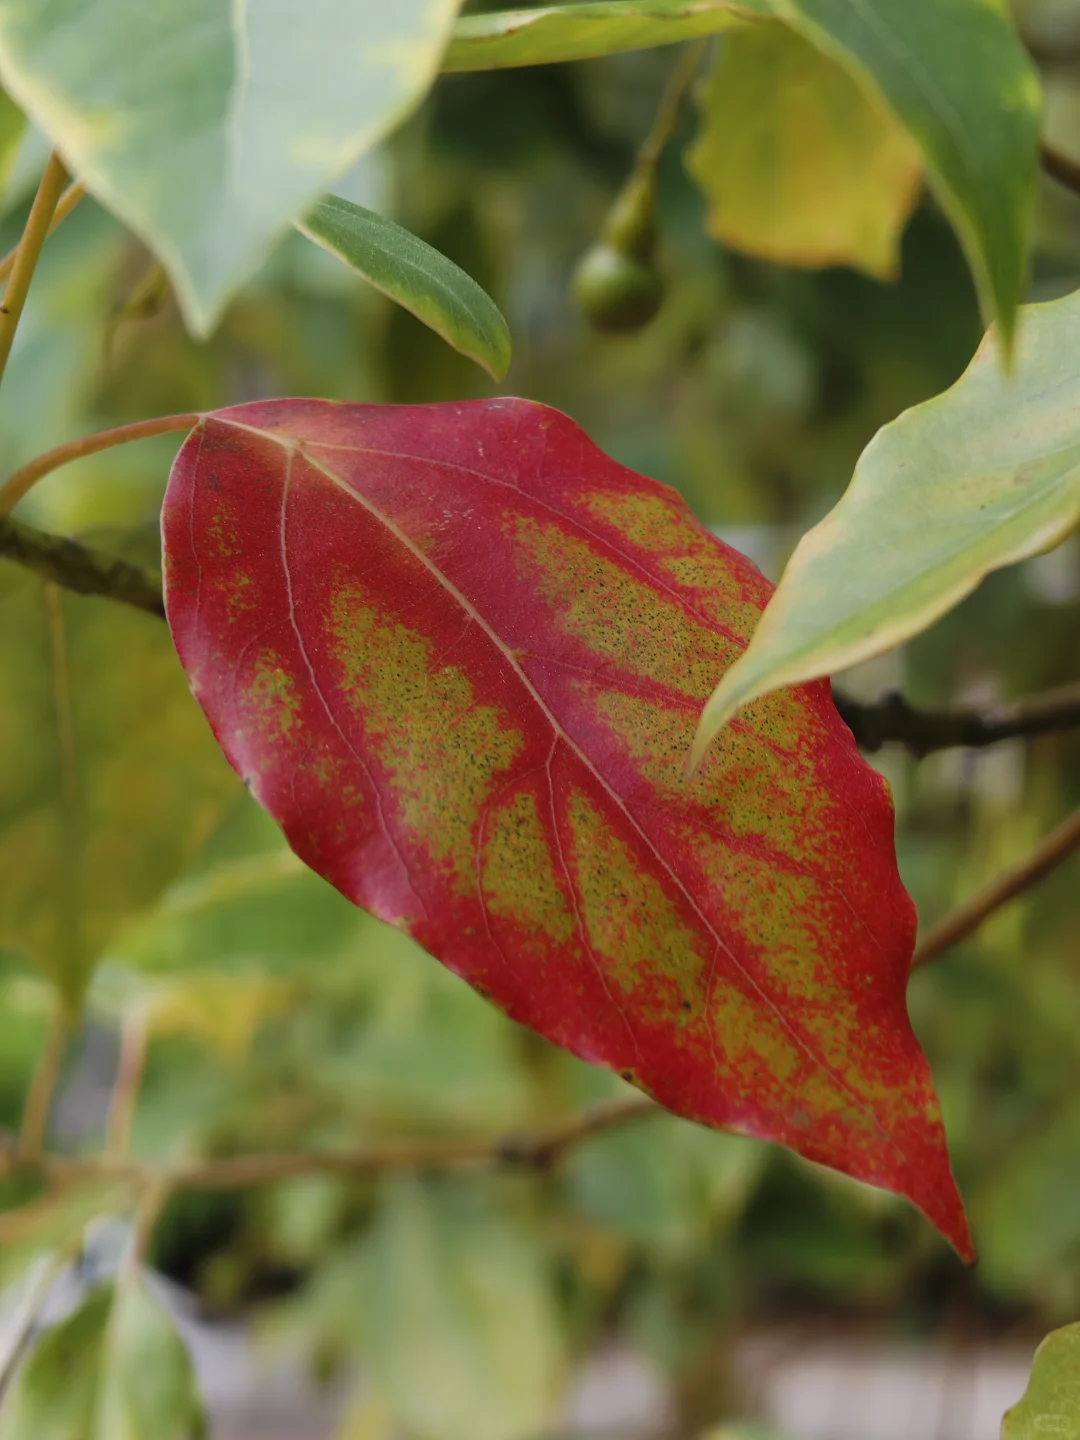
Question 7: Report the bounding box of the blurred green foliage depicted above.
[2,8,1080,1435]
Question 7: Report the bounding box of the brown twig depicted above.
[913,802,1080,969]
[1,1095,658,1194]
[0,412,199,518]
[0,179,86,288]
[0,516,165,616]
[834,685,1080,759]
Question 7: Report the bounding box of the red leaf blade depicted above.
[162,397,971,1257]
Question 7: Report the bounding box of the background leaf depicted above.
[695,291,1080,752]
[162,396,968,1253]
[297,196,511,380]
[0,532,239,1008]
[687,23,922,281]
[0,0,465,332]
[355,1178,564,1440]
[1002,1322,1080,1439]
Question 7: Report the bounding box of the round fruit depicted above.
[573,243,664,333]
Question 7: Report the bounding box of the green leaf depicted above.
[0,532,239,1009]
[693,291,1080,760]
[449,1,1039,352]
[0,0,466,334]
[443,1,760,71]
[775,0,1040,354]
[1002,1323,1080,1439]
[687,23,922,281]
[297,196,511,381]
[0,1275,206,1440]
[357,1179,564,1440]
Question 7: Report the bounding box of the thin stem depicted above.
[0,180,86,288]
[106,1009,149,1160]
[19,1001,68,1161]
[636,39,709,179]
[0,413,199,518]
[0,153,69,392]
[913,802,1080,969]
[3,1095,658,1193]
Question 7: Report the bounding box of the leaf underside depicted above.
[0,0,464,333]
[162,397,970,1256]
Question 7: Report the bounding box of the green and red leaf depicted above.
[161,398,970,1256]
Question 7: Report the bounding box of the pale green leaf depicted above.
[443,1,761,71]
[775,0,1040,353]
[694,292,1080,762]
[0,533,239,1008]
[297,195,511,380]
[0,0,465,334]
[687,23,922,281]
[357,1179,564,1440]
[1002,1323,1080,1439]
[0,1276,205,1440]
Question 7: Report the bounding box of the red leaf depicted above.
[162,398,971,1257]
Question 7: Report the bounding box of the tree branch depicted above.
[833,686,1080,758]
[0,1095,658,1195]
[913,801,1080,969]
[0,516,165,617]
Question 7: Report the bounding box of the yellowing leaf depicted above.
[694,291,1080,758]
[140,972,297,1060]
[687,23,922,280]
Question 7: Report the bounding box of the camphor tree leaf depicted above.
[694,292,1080,759]
[0,0,466,334]
[0,1274,206,1440]
[774,0,1040,354]
[162,397,971,1255]
[687,23,922,281]
[445,2,760,70]
[0,534,239,1010]
[356,1178,564,1440]
[1002,1323,1080,1439]
[296,195,511,381]
[448,0,1039,352]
